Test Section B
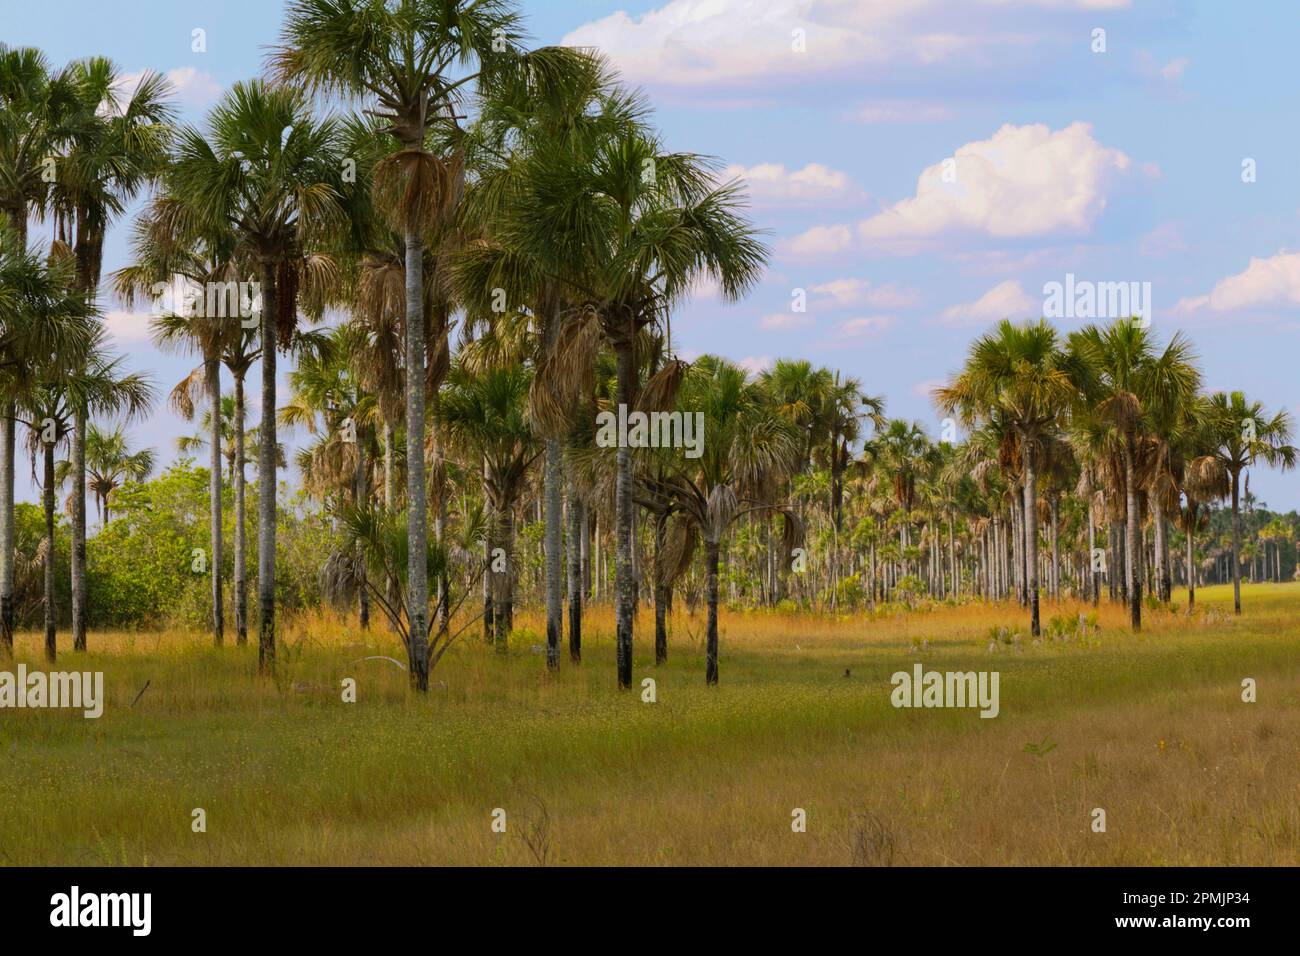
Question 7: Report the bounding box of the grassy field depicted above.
[1,582,1298,866]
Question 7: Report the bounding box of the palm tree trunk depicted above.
[207,357,224,647]
[1153,508,1168,604]
[403,229,429,689]
[1049,494,1059,601]
[257,263,277,673]
[1022,439,1040,637]
[613,343,636,689]
[233,373,248,646]
[1230,470,1242,614]
[1186,516,1196,610]
[1123,440,1142,630]
[566,465,582,663]
[71,405,87,650]
[544,437,563,670]
[1087,502,1099,607]
[355,435,369,630]
[43,439,56,663]
[0,407,14,655]
[705,540,720,685]
[653,509,669,665]
[493,502,514,651]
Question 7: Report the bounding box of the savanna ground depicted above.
[1,582,1297,866]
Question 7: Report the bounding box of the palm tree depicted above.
[1070,321,1199,630]
[59,422,154,525]
[1200,390,1296,614]
[50,58,172,652]
[22,326,153,661]
[937,320,1089,636]
[162,80,344,672]
[463,117,767,688]
[0,45,84,649]
[640,356,800,683]
[0,225,95,655]
[439,341,539,651]
[273,0,525,691]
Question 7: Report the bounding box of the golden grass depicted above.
[1,582,1297,866]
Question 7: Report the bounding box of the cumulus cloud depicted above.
[760,311,814,330]
[939,279,1036,325]
[737,355,775,376]
[562,0,1131,92]
[118,66,222,111]
[722,162,865,206]
[834,314,896,338]
[1174,251,1300,316]
[810,278,919,309]
[860,123,1142,244]
[102,310,154,343]
[778,224,854,260]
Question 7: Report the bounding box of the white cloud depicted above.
[562,0,1130,92]
[119,66,222,111]
[102,310,154,343]
[939,279,1035,325]
[722,162,865,206]
[835,314,896,338]
[778,223,854,260]
[911,377,947,399]
[860,122,1143,244]
[759,311,814,330]
[810,278,919,309]
[1139,222,1187,258]
[1174,251,1300,316]
[736,355,775,376]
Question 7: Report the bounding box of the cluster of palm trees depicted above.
[938,318,1295,635]
[4,3,1295,688]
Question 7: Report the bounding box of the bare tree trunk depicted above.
[233,373,248,645]
[544,438,562,670]
[613,344,636,689]
[43,439,56,662]
[257,263,277,673]
[653,509,668,665]
[1022,440,1040,637]
[1049,493,1059,601]
[1123,440,1142,630]
[1087,502,1099,607]
[0,408,14,655]
[355,435,369,629]
[705,540,720,685]
[207,357,224,647]
[1187,518,1196,610]
[404,229,429,688]
[1230,471,1242,614]
[493,502,514,651]
[71,404,87,650]
[566,466,582,663]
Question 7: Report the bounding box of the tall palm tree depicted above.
[640,356,800,683]
[937,320,1089,636]
[22,325,153,661]
[0,225,95,655]
[463,118,767,688]
[0,45,83,649]
[440,342,539,650]
[162,80,344,672]
[1200,390,1296,614]
[51,58,172,652]
[273,0,524,691]
[1070,321,1199,630]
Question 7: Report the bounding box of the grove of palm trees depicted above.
[3,0,1300,888]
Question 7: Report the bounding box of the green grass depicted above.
[1,582,1297,865]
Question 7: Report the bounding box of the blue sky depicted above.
[4,0,1298,510]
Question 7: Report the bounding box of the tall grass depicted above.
[0,583,1296,865]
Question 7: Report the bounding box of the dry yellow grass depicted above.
[1,582,1297,865]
